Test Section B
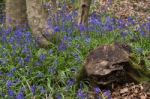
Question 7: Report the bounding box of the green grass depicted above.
[0,11,150,98]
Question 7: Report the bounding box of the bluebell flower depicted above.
[0,71,2,76]
[4,27,12,36]
[80,82,84,89]
[103,90,111,99]
[6,80,13,88]
[77,89,85,99]
[139,29,145,36]
[35,61,42,66]
[94,87,101,94]
[24,56,30,63]
[118,19,125,29]
[85,36,91,43]
[67,78,76,87]
[7,73,14,77]
[16,91,24,99]
[59,42,67,51]
[9,37,15,44]
[8,89,15,97]
[54,26,60,32]
[90,18,101,26]
[39,54,46,61]
[78,25,87,32]
[11,67,17,73]
[147,22,150,32]
[127,17,135,25]
[18,57,24,66]
[31,85,36,95]
[40,86,46,94]
[14,29,23,38]
[63,35,68,41]
[2,35,7,42]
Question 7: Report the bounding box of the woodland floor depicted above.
[92,0,150,98]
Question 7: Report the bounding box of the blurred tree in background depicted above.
[5,0,91,47]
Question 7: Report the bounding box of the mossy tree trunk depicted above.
[5,0,27,27]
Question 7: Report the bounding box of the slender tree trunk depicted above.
[78,0,91,30]
[51,0,57,25]
[5,0,27,27]
[26,0,53,48]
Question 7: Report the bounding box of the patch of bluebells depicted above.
[0,2,150,99]
[16,91,25,99]
[77,89,87,99]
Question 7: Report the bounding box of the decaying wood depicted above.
[79,43,150,88]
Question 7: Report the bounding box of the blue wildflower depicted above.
[21,47,29,54]
[118,19,125,29]
[11,67,17,73]
[31,85,36,95]
[16,91,24,99]
[39,54,46,61]
[18,57,24,66]
[67,78,76,87]
[40,86,46,94]
[54,26,60,32]
[103,90,111,99]
[9,37,15,44]
[78,25,87,32]
[8,89,15,97]
[77,89,85,99]
[85,36,91,43]
[7,73,14,77]
[0,71,2,76]
[59,42,67,51]
[94,87,101,94]
[6,80,13,88]
[24,56,30,63]
[127,17,135,25]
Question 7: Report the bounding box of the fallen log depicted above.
[78,43,150,88]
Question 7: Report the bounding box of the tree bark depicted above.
[5,0,27,27]
[78,0,91,29]
[26,0,53,48]
[51,0,57,25]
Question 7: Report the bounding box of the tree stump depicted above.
[79,43,150,88]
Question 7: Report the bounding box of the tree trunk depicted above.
[5,0,27,27]
[78,0,91,30]
[26,0,53,48]
[51,0,57,25]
